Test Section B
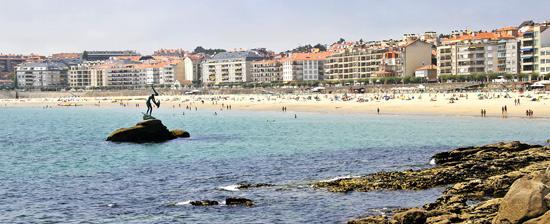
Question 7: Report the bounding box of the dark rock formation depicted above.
[190,200,219,206]
[392,208,427,224]
[314,142,550,224]
[106,119,190,143]
[237,182,274,189]
[225,197,254,207]
[315,141,547,192]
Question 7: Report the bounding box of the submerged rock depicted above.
[106,119,189,143]
[225,197,254,207]
[190,200,219,206]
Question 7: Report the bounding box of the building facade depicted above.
[251,59,282,82]
[519,23,550,77]
[180,55,204,85]
[437,32,519,76]
[201,51,264,84]
[16,61,68,89]
[282,52,331,81]
[68,61,102,88]
[83,50,140,61]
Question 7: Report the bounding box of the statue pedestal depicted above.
[142,113,156,120]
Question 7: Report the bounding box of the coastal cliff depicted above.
[314,141,550,224]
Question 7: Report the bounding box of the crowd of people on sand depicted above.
[1,88,547,120]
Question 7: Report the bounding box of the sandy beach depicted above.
[2,91,549,119]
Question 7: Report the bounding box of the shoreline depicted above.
[1,92,549,119]
[314,141,550,223]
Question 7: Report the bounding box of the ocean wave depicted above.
[218,184,241,191]
[175,200,191,206]
[318,174,361,183]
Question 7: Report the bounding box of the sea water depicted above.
[0,107,548,223]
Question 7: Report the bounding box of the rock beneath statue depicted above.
[106,119,190,143]
[170,129,190,138]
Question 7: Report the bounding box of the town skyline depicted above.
[1,0,549,55]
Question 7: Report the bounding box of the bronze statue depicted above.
[145,85,160,116]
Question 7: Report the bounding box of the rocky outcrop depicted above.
[392,208,427,224]
[493,172,549,224]
[315,141,546,193]
[316,142,550,224]
[523,211,550,224]
[190,200,219,206]
[226,197,254,207]
[106,119,190,143]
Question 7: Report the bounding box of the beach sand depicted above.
[1,91,549,119]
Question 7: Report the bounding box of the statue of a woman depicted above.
[145,85,160,116]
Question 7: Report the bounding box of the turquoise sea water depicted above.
[0,106,549,223]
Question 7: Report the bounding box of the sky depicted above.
[0,0,549,55]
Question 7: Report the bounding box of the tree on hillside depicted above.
[313,43,327,51]
[193,46,226,55]
[337,38,345,44]
[82,51,89,60]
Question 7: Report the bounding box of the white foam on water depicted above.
[429,158,436,165]
[218,184,241,191]
[319,175,361,183]
[175,200,191,206]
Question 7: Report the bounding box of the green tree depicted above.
[82,51,88,60]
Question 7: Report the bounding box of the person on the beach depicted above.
[146,85,160,115]
[377,107,380,115]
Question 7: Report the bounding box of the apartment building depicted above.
[68,61,97,88]
[90,61,144,88]
[437,31,519,76]
[324,48,386,80]
[83,50,140,61]
[16,61,68,88]
[179,55,204,85]
[282,52,331,82]
[251,59,282,82]
[201,51,264,84]
[324,40,431,80]
[0,54,44,73]
[519,22,550,76]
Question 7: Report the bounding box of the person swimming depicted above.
[146,85,160,115]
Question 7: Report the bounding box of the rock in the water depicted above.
[190,200,219,206]
[170,129,190,138]
[225,197,254,206]
[493,172,549,224]
[106,119,189,143]
[392,208,427,224]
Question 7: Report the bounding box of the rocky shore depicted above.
[314,141,550,224]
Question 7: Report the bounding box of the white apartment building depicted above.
[437,32,519,76]
[16,61,68,88]
[282,52,331,81]
[324,40,431,80]
[519,23,550,77]
[201,51,264,84]
[68,62,95,88]
[180,56,203,85]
